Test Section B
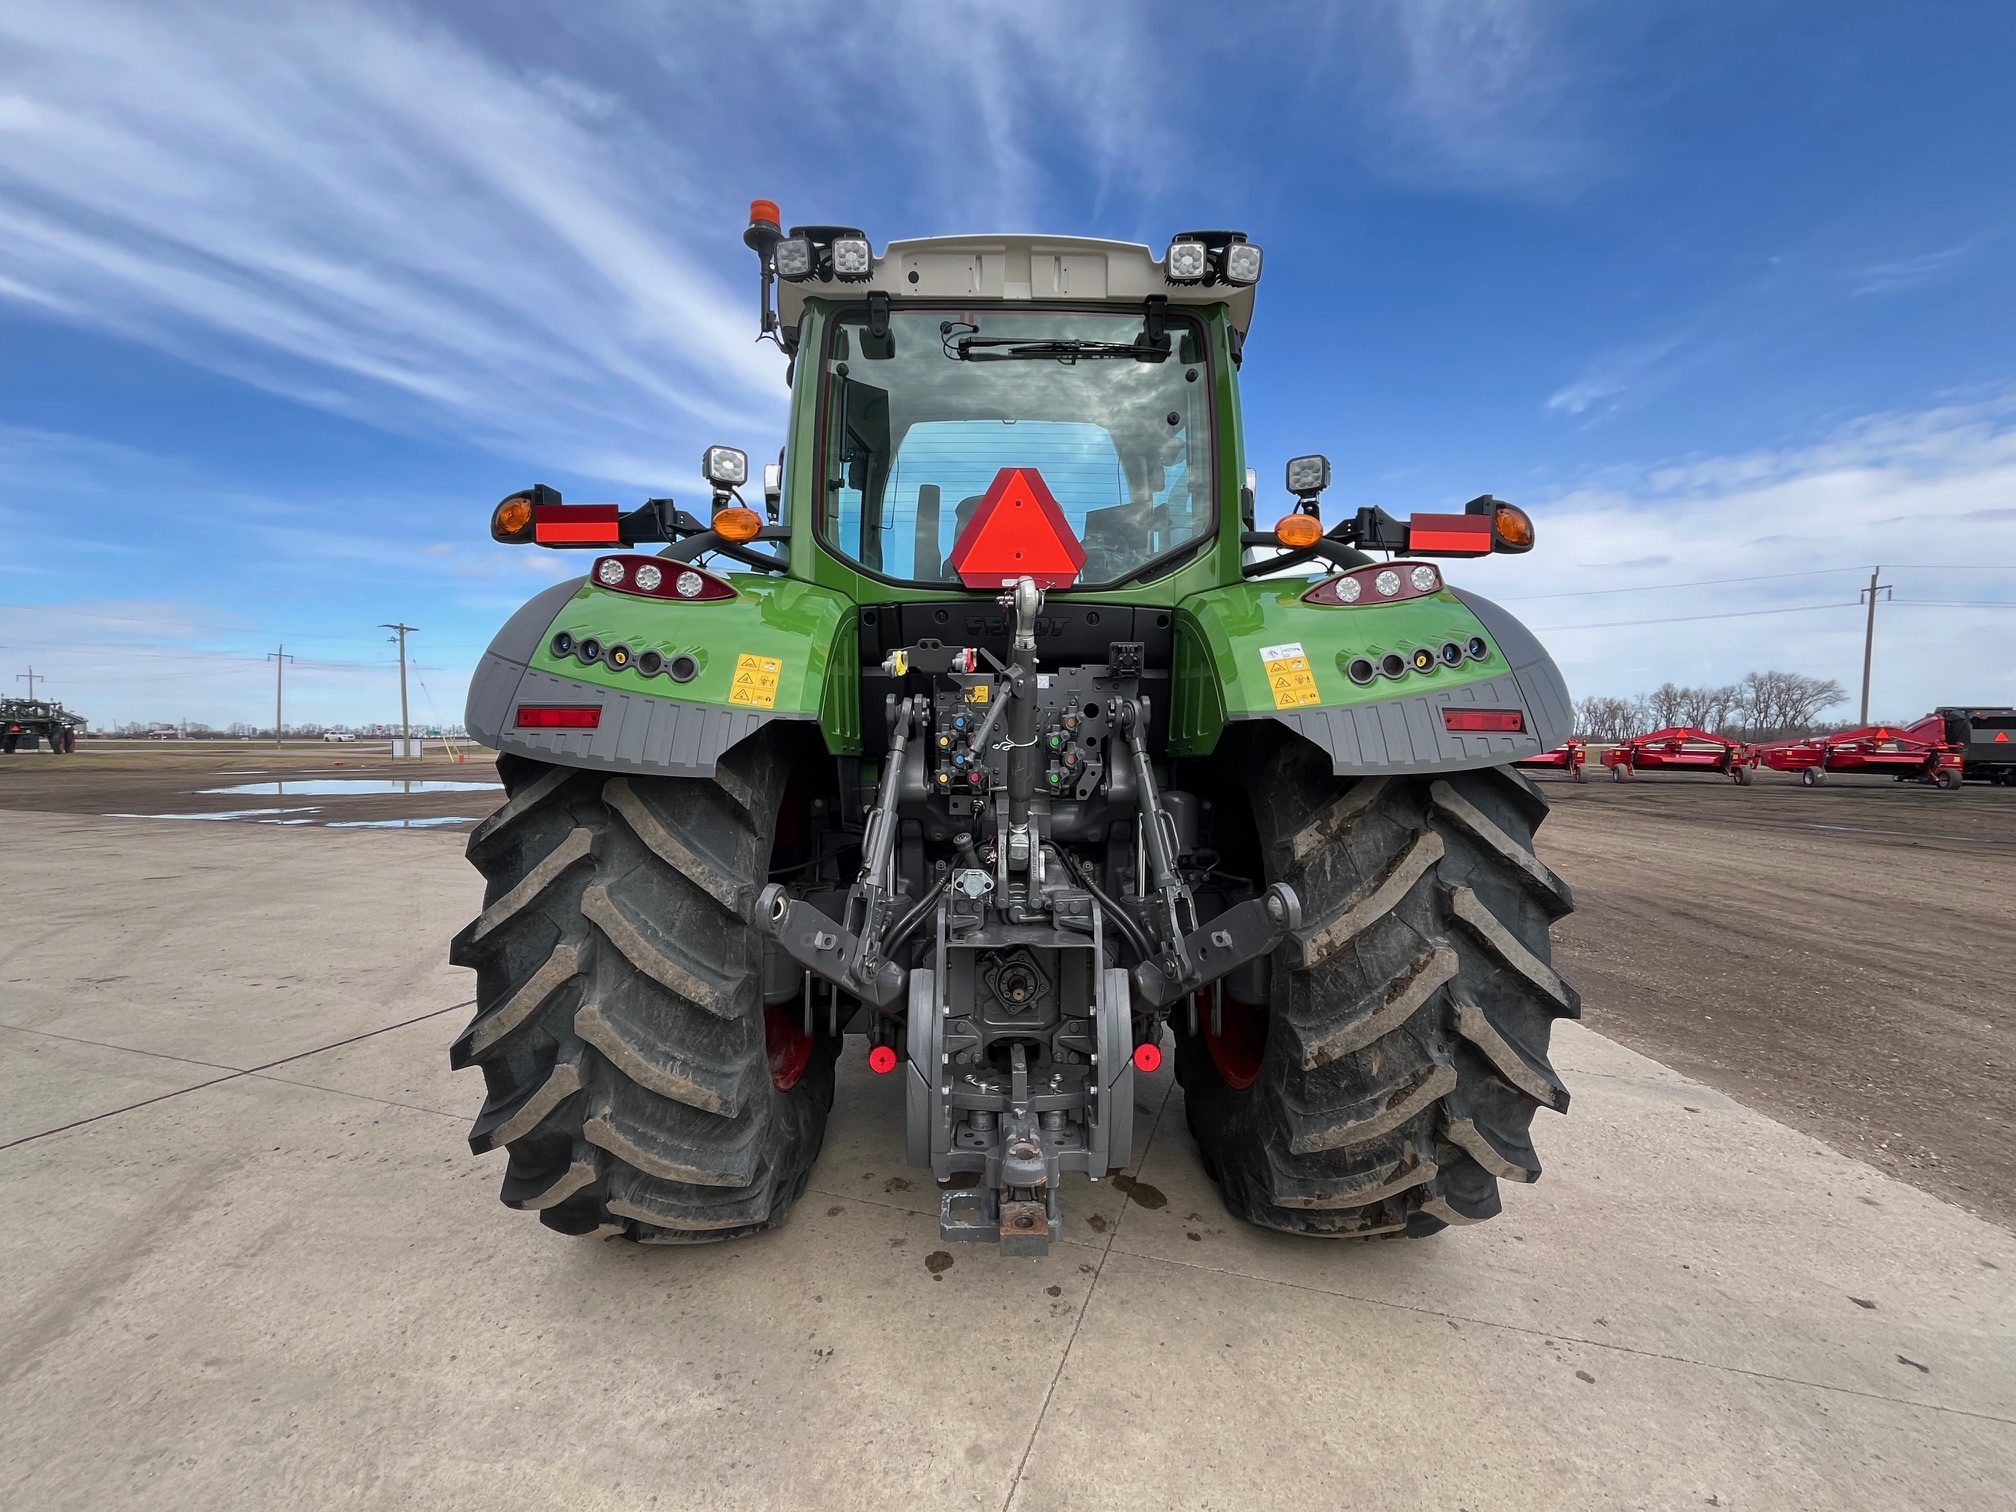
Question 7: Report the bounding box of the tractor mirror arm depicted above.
[659,528,791,573]
[1239,531,1376,578]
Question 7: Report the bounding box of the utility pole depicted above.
[1858,567,1892,725]
[15,667,40,700]
[266,647,295,749]
[382,623,418,757]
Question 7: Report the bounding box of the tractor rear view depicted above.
[450,209,1580,1254]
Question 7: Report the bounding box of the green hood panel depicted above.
[1169,579,1503,756]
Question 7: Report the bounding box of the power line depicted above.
[1495,562,2016,603]
[1533,601,1859,632]
[1498,567,1863,602]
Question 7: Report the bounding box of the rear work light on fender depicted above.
[1303,560,1442,606]
[516,706,602,729]
[588,555,737,602]
[1442,709,1525,734]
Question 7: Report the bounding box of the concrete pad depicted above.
[0,1071,1093,1512]
[256,1006,471,1121]
[2,813,2011,1511]
[1011,1248,2014,1512]
[0,811,470,1066]
[0,1024,228,1145]
[1122,1024,2016,1423]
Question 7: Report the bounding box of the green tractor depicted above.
[452,208,1577,1253]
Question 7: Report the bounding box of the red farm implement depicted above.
[1601,727,1753,784]
[1516,738,1587,781]
[1749,715,1964,790]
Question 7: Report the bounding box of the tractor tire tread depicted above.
[1175,735,1573,1239]
[450,739,835,1243]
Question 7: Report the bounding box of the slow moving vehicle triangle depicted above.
[946,467,1087,589]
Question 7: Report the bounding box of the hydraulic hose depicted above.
[882,871,951,959]
[1062,852,1155,964]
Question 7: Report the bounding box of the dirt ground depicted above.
[0,741,500,830]
[1532,767,2016,1230]
[6,744,2010,1231]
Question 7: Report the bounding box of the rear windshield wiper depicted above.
[941,326,1168,364]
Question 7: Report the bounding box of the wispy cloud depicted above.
[1308,0,1611,196]
[0,1,791,487]
[1546,332,1690,420]
[0,1,1182,488]
[1849,242,1975,297]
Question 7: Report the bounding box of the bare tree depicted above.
[1737,670,1846,739]
[1642,682,1688,730]
[1574,695,1645,742]
[1676,682,1742,731]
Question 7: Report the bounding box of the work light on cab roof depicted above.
[450,197,1583,1265]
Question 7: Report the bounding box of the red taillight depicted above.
[516,706,602,729]
[589,555,736,602]
[1303,560,1443,607]
[534,503,622,545]
[867,1045,898,1074]
[1406,513,1494,557]
[1442,709,1525,733]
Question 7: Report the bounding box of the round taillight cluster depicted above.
[588,555,735,602]
[1303,560,1443,608]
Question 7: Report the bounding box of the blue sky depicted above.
[2,0,2013,729]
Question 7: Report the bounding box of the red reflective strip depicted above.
[1407,513,1493,556]
[1442,709,1525,733]
[534,503,621,545]
[536,522,622,544]
[516,706,602,729]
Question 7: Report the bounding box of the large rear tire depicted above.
[1175,730,1576,1238]
[449,737,837,1242]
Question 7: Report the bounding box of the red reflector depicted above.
[1132,1042,1162,1074]
[1407,513,1493,556]
[1442,709,1525,733]
[516,706,602,729]
[867,1045,899,1074]
[946,467,1087,588]
[534,503,621,545]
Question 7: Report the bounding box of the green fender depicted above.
[466,573,861,776]
[1169,579,1573,774]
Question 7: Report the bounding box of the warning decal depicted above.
[728,653,783,709]
[1259,641,1321,710]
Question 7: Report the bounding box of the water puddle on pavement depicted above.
[109,807,325,822]
[200,779,501,796]
[326,816,483,829]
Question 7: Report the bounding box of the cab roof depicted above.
[776,234,1258,335]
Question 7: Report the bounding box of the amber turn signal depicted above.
[492,496,534,542]
[1273,512,1324,549]
[713,505,764,543]
[1492,502,1535,552]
